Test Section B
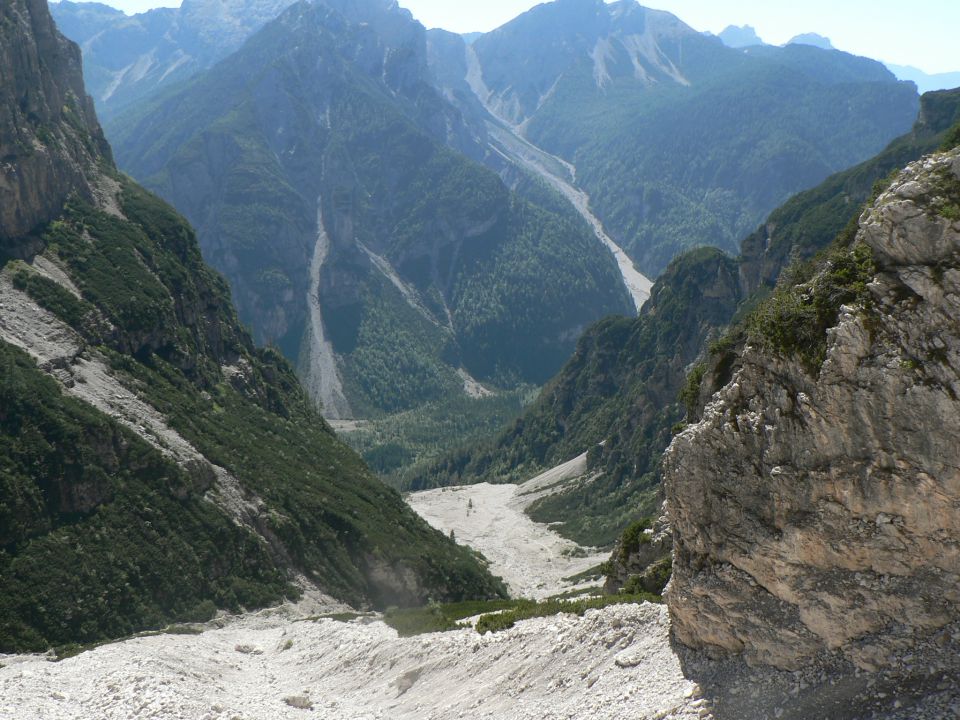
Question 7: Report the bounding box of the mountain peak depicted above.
[718,24,765,48]
[0,0,111,246]
[787,32,834,50]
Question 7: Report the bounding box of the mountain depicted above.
[53,0,918,468]
[665,143,960,684]
[887,63,960,94]
[107,0,632,421]
[717,24,764,48]
[0,0,503,653]
[50,0,296,121]
[431,0,919,276]
[786,32,833,50]
[739,88,960,293]
[410,88,960,547]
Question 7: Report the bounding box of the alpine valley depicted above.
[48,0,922,483]
[3,0,960,718]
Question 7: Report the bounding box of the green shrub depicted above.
[474,593,661,634]
[383,599,522,637]
[11,268,92,330]
[617,519,653,561]
[679,364,706,419]
[747,242,876,373]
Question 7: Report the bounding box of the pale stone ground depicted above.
[0,458,955,719]
[0,457,708,720]
[406,466,605,600]
[0,602,707,720]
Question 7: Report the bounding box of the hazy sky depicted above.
[60,0,959,74]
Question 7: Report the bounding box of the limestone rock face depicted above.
[0,0,111,245]
[664,149,960,672]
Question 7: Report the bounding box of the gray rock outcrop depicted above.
[717,25,764,49]
[0,0,110,246]
[664,148,960,673]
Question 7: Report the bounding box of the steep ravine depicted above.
[302,207,352,420]
[465,45,652,312]
[4,471,955,719]
[665,149,960,681]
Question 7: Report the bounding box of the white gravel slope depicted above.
[0,604,706,720]
[464,44,652,313]
[406,482,607,600]
[303,205,352,421]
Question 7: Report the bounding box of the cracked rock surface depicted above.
[664,149,960,680]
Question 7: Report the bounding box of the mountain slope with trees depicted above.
[410,88,960,547]
[0,0,504,653]
[106,0,631,419]
[433,0,919,276]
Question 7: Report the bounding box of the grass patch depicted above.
[383,599,522,637]
[561,565,606,584]
[474,593,661,634]
[162,624,205,636]
[546,586,603,600]
[381,592,660,637]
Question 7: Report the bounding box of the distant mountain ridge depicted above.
[50,0,296,120]
[787,32,833,50]
[887,63,960,94]
[429,0,919,276]
[717,24,764,48]
[54,0,924,282]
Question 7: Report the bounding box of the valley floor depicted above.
[406,476,606,600]
[0,601,704,720]
[2,481,956,719]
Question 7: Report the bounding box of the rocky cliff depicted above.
[0,0,110,248]
[664,147,960,675]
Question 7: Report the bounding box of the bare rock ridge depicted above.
[665,148,960,675]
[0,0,110,247]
